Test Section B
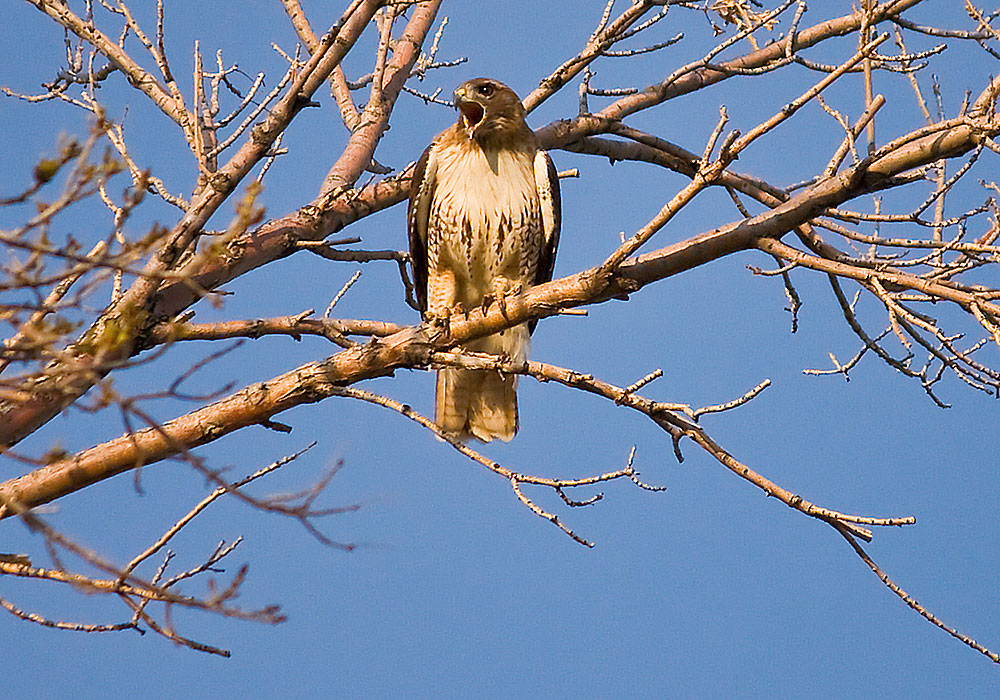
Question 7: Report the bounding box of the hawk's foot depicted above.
[424,308,451,335]
[480,293,494,317]
[497,293,509,320]
[451,301,468,320]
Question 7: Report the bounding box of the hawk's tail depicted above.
[435,367,518,442]
[434,326,528,442]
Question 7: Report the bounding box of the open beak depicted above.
[454,87,485,133]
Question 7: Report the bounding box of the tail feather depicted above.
[435,368,518,442]
[435,325,528,442]
[435,367,473,435]
[467,370,518,442]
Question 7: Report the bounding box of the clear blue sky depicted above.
[2,2,999,698]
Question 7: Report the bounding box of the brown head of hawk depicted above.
[408,78,561,442]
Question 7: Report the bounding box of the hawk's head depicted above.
[453,78,529,144]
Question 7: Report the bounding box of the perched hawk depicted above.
[408,78,561,442]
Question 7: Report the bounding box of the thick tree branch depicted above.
[0,0,384,447]
[320,1,442,194]
[535,0,926,149]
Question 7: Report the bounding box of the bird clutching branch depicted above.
[408,78,561,442]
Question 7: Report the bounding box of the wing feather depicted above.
[407,143,439,314]
[530,150,561,334]
[533,150,561,287]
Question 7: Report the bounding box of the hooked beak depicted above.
[454,86,485,133]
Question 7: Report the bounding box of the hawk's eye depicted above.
[476,84,494,97]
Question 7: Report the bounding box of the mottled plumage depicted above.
[408,78,561,441]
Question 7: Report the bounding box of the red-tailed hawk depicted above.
[408,78,561,442]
